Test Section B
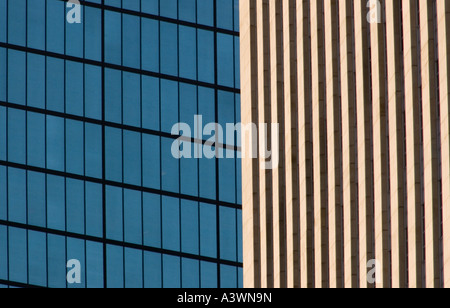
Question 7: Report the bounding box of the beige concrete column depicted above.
[419,0,441,288]
[311,0,329,288]
[324,0,343,289]
[297,0,315,289]
[269,0,287,288]
[240,0,261,288]
[354,0,374,288]
[282,0,300,289]
[385,0,407,288]
[339,0,358,288]
[370,0,391,288]
[403,0,424,288]
[437,0,450,289]
[256,0,273,289]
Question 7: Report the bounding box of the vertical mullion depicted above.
[386,0,407,289]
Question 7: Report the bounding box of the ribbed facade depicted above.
[240,0,450,288]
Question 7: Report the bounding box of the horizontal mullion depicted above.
[0,100,241,152]
[0,43,240,95]
[0,279,45,289]
[0,219,243,269]
[57,0,239,37]
[0,159,242,210]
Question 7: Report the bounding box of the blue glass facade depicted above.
[0,0,242,288]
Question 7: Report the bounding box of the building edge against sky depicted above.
[240,0,450,288]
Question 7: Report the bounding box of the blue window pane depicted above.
[234,0,239,31]
[235,37,240,88]
[163,255,180,288]
[0,107,4,161]
[217,0,233,30]
[25,112,44,167]
[182,258,199,288]
[123,130,142,186]
[162,196,180,251]
[85,7,101,61]
[180,142,198,196]
[86,241,103,288]
[0,0,6,43]
[46,0,64,53]
[0,166,6,220]
[105,68,122,124]
[200,203,216,258]
[181,200,199,255]
[8,0,26,46]
[48,234,66,288]
[199,156,216,200]
[179,26,196,80]
[105,10,122,65]
[86,182,103,238]
[142,76,160,131]
[197,30,214,83]
[220,207,237,262]
[0,226,7,280]
[47,174,66,231]
[67,237,85,288]
[217,33,234,87]
[46,115,65,172]
[142,18,159,73]
[105,127,123,182]
[144,252,161,288]
[85,65,102,120]
[123,14,141,69]
[142,134,161,189]
[125,248,143,288]
[160,22,178,76]
[27,231,48,288]
[238,267,243,288]
[124,189,142,245]
[106,186,123,241]
[27,53,45,109]
[107,245,124,288]
[161,137,179,193]
[8,50,26,105]
[0,48,5,102]
[66,61,84,117]
[220,265,237,288]
[197,0,213,26]
[85,123,102,178]
[66,178,85,235]
[142,0,158,14]
[161,79,178,133]
[200,261,217,288]
[123,0,139,11]
[123,72,141,127]
[237,210,243,263]
[66,119,84,175]
[8,168,26,224]
[219,158,236,203]
[27,171,46,228]
[66,6,83,57]
[7,108,25,164]
[46,57,65,113]
[160,0,177,19]
[143,193,161,248]
[105,0,121,8]
[9,227,27,284]
[179,0,196,22]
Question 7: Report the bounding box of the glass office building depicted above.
[0,0,242,288]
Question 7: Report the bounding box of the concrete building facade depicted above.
[240,0,450,288]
